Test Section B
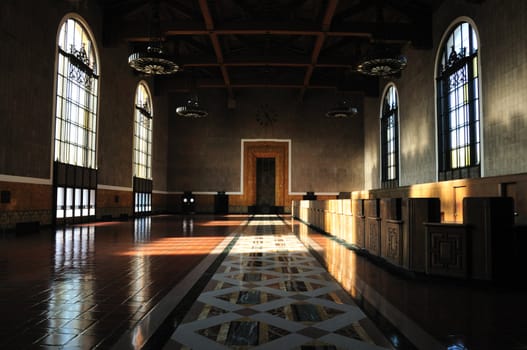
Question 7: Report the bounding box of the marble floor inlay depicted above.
[165,215,392,349]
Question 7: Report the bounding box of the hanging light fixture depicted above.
[128,46,179,75]
[326,99,358,118]
[357,43,407,77]
[357,4,407,77]
[128,0,180,75]
[176,69,208,118]
[176,95,208,118]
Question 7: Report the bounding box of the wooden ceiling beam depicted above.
[225,62,310,67]
[181,57,356,68]
[116,22,401,40]
[200,82,335,89]
[300,0,338,99]
[321,0,339,31]
[158,78,375,95]
[198,0,234,99]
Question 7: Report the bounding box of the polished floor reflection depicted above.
[2,214,525,349]
[165,215,392,349]
[0,215,246,349]
[292,218,527,350]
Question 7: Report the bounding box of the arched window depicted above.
[133,82,153,214]
[53,16,99,223]
[54,16,98,168]
[133,82,153,179]
[381,84,399,188]
[437,20,480,180]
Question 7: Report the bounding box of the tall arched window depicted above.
[53,16,99,223]
[133,82,153,214]
[381,84,399,188]
[133,82,153,179]
[437,20,480,180]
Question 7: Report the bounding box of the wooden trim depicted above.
[241,141,289,207]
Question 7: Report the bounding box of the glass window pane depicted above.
[66,187,73,218]
[74,188,82,217]
[133,83,153,180]
[82,188,89,216]
[90,189,96,216]
[56,187,65,218]
[54,17,98,169]
[438,21,480,173]
[381,85,398,183]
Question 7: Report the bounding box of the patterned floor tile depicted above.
[168,215,392,349]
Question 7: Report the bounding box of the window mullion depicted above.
[466,60,478,167]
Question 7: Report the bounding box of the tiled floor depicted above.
[292,218,527,350]
[0,215,246,349]
[2,214,527,349]
[164,215,392,349]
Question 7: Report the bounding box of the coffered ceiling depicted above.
[99,0,450,97]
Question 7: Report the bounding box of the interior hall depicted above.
[1,0,527,349]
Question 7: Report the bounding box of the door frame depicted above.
[242,140,289,208]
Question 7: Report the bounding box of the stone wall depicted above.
[0,0,170,228]
[2,0,527,223]
[167,88,365,196]
[363,0,527,188]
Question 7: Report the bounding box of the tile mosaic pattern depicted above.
[168,215,391,349]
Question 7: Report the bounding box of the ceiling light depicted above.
[128,0,179,75]
[357,56,407,77]
[357,44,407,77]
[128,46,180,75]
[326,99,358,118]
[176,96,208,118]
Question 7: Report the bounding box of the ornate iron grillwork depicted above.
[62,44,97,89]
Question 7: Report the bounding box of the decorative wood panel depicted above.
[425,223,469,278]
[366,217,381,256]
[381,220,403,266]
[354,215,365,248]
[352,199,364,248]
[405,198,441,272]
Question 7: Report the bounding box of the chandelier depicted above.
[176,96,208,118]
[357,43,407,77]
[128,46,180,75]
[326,99,358,118]
[128,0,179,75]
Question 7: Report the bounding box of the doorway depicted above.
[256,158,275,213]
[242,140,289,212]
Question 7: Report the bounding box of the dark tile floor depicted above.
[291,218,527,350]
[0,215,246,349]
[1,214,526,349]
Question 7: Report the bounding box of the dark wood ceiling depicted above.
[100,0,449,97]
